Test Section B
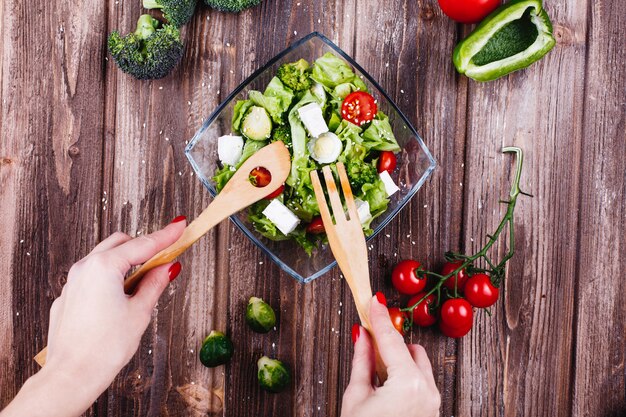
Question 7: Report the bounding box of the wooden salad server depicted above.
[34,141,291,367]
[310,163,388,383]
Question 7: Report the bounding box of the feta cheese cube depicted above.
[354,199,372,224]
[297,102,328,138]
[262,199,301,235]
[217,135,243,166]
[379,171,400,196]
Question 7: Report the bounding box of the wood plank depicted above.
[456,1,588,415]
[0,0,107,412]
[572,0,626,414]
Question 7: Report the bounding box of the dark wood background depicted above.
[1,0,624,416]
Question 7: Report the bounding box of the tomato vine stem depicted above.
[402,147,526,320]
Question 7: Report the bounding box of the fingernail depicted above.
[375,291,387,306]
[168,262,182,281]
[351,324,360,344]
[171,215,187,224]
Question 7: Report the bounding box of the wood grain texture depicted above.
[1,0,625,416]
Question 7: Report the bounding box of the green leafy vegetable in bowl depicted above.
[213,52,402,255]
[257,356,291,393]
[246,297,276,333]
[199,330,234,367]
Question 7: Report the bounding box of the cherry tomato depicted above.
[391,260,427,295]
[441,261,469,293]
[439,319,473,338]
[407,292,437,327]
[437,0,501,24]
[341,91,377,126]
[249,167,271,187]
[306,216,325,234]
[439,298,473,338]
[377,151,397,174]
[464,273,499,308]
[388,307,408,336]
[264,184,285,200]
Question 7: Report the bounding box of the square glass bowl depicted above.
[185,32,436,283]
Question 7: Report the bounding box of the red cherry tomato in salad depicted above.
[441,261,470,293]
[464,273,499,308]
[264,184,285,200]
[391,260,427,295]
[407,293,438,327]
[249,167,272,187]
[377,151,397,174]
[437,0,501,24]
[439,298,473,338]
[388,307,408,336]
[306,216,325,234]
[341,91,377,126]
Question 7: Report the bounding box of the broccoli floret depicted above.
[277,59,311,92]
[143,0,197,28]
[271,125,292,150]
[346,160,378,192]
[108,15,184,80]
[204,0,261,13]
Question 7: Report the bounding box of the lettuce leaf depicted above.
[247,77,294,125]
[232,100,254,131]
[361,178,389,217]
[361,112,401,152]
[311,52,357,89]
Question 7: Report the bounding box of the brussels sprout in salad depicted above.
[214,52,401,254]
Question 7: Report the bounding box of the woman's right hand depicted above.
[340,296,441,417]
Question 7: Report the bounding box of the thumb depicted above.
[131,262,181,320]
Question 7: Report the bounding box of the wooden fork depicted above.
[34,141,291,367]
[310,163,387,383]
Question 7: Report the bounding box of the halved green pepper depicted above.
[453,0,556,82]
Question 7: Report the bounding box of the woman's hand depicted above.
[341,296,441,417]
[1,218,186,417]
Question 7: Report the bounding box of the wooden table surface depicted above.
[1,0,624,416]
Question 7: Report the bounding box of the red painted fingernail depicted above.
[351,324,360,344]
[171,215,187,224]
[168,262,182,281]
[375,291,387,306]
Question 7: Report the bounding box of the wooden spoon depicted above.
[34,141,291,366]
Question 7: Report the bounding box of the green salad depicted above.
[213,52,401,254]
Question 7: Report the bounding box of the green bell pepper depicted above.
[453,0,556,82]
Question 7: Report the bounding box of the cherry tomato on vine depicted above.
[388,307,408,336]
[264,184,285,200]
[407,292,437,327]
[441,261,470,293]
[437,0,501,24]
[306,216,325,234]
[341,91,377,126]
[391,260,427,295]
[377,151,397,174]
[464,273,499,308]
[439,298,473,338]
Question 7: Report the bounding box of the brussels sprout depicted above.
[199,330,234,368]
[257,356,291,393]
[245,297,276,333]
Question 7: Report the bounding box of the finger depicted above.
[89,232,132,255]
[131,262,180,322]
[348,325,376,390]
[109,219,186,266]
[407,344,434,376]
[368,295,415,372]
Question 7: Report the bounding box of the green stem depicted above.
[401,147,525,314]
